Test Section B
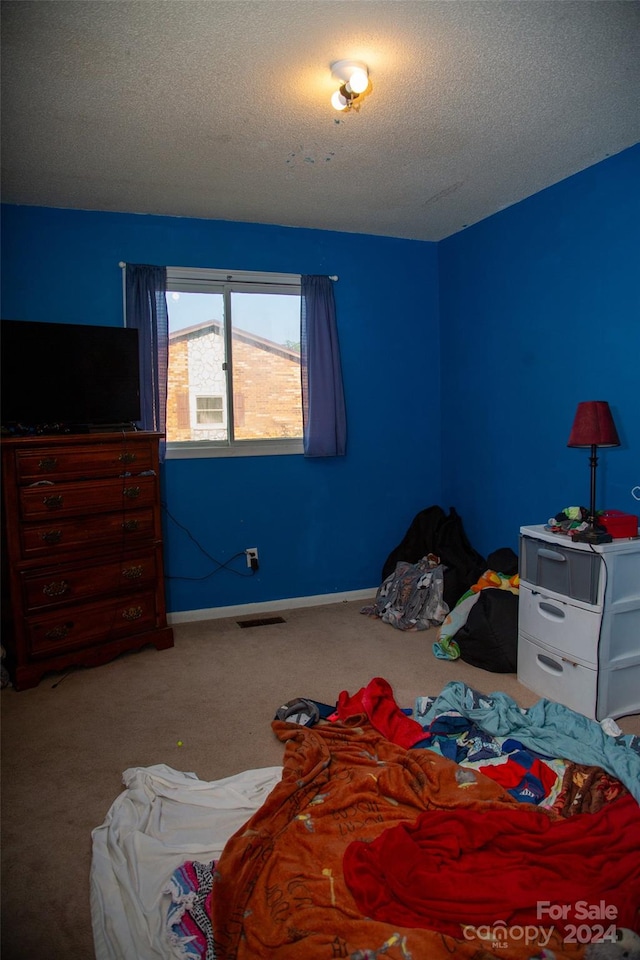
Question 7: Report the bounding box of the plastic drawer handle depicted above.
[538,601,565,620]
[536,654,563,674]
[537,548,566,562]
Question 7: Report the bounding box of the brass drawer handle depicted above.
[43,494,63,509]
[42,529,63,544]
[122,519,139,532]
[44,623,72,642]
[38,457,58,471]
[118,452,137,464]
[122,606,143,621]
[123,486,141,499]
[42,580,70,598]
[122,565,144,580]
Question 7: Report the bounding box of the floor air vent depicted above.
[237,616,286,628]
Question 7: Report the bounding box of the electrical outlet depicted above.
[245,547,258,568]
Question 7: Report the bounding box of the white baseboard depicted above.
[167,588,377,625]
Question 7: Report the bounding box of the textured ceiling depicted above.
[2,0,639,242]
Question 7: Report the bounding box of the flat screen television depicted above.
[1,319,141,432]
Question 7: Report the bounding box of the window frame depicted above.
[165,267,304,460]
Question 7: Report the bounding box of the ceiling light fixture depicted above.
[330,59,370,112]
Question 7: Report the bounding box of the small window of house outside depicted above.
[166,268,303,458]
[196,396,223,425]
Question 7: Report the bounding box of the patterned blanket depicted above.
[166,683,640,960]
[166,860,216,960]
[207,718,602,960]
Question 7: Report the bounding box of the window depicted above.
[165,268,303,458]
[196,396,223,424]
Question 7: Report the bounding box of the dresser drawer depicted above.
[14,439,155,484]
[20,507,157,559]
[21,548,160,611]
[20,475,157,521]
[26,590,159,658]
[517,633,598,719]
[520,535,601,605]
[519,584,600,666]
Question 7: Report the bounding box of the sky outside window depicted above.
[168,291,300,347]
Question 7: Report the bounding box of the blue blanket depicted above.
[415,681,640,803]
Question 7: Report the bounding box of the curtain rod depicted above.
[118,262,338,281]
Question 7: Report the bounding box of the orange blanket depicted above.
[211,718,590,959]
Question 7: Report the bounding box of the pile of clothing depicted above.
[364,505,520,672]
[546,505,590,535]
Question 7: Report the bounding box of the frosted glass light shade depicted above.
[331,90,348,111]
[348,68,369,94]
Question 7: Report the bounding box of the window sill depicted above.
[165,439,304,459]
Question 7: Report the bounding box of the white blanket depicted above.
[90,763,283,960]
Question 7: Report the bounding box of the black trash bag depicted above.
[455,589,519,673]
[382,505,448,579]
[486,547,519,577]
[382,506,487,611]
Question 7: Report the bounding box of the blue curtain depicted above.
[125,264,168,456]
[300,275,347,457]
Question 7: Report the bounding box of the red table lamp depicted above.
[567,401,620,544]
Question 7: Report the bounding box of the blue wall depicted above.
[438,144,640,555]
[0,206,441,613]
[2,145,638,612]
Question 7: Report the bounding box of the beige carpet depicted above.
[2,598,639,960]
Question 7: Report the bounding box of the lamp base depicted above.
[571,525,613,545]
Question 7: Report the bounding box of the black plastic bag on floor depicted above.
[455,589,519,672]
[382,506,487,610]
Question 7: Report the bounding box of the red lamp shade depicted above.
[567,401,620,448]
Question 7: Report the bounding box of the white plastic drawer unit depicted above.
[519,535,601,605]
[517,524,640,721]
[519,585,599,666]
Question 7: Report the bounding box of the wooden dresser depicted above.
[1,431,174,690]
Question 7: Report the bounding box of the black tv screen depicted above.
[1,320,141,430]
